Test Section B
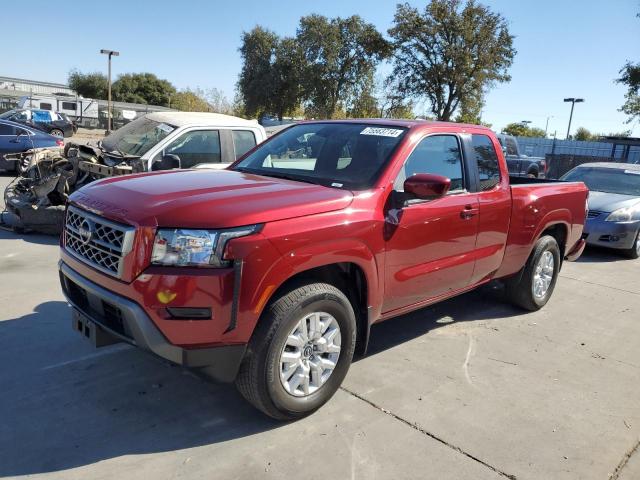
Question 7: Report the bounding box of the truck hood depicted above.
[587,190,640,213]
[70,169,354,228]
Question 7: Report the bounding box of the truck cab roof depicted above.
[145,111,261,128]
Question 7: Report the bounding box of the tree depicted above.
[574,127,597,141]
[238,27,280,119]
[171,90,210,112]
[454,89,490,126]
[68,70,108,99]
[388,0,515,121]
[111,73,176,106]
[502,123,545,138]
[348,72,380,118]
[271,37,305,120]
[616,61,640,124]
[297,14,390,118]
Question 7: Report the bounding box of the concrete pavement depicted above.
[1,174,639,480]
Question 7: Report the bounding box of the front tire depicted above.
[236,282,357,420]
[50,128,64,138]
[623,231,640,259]
[505,235,561,311]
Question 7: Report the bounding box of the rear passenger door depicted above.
[232,129,257,160]
[464,133,511,284]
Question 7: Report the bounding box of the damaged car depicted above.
[2,112,266,234]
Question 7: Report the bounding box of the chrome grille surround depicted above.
[64,205,135,278]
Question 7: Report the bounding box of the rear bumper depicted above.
[583,217,640,250]
[59,261,246,382]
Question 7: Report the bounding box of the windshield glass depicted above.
[232,123,407,190]
[562,167,640,196]
[101,117,175,156]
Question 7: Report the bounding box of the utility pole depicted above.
[100,49,120,132]
[564,98,584,140]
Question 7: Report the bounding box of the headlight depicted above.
[151,225,261,267]
[605,204,640,222]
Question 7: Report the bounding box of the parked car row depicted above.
[0,108,76,138]
[0,119,64,171]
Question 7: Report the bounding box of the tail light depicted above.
[56,139,64,147]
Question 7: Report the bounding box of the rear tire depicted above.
[235,282,356,420]
[505,235,560,311]
[50,128,64,138]
[623,231,640,259]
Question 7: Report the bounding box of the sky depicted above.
[3,0,639,136]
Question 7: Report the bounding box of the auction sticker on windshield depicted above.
[156,123,175,134]
[360,127,404,137]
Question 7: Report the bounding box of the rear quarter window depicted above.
[472,134,501,191]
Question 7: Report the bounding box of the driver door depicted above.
[383,134,479,313]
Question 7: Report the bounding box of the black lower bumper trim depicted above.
[59,261,246,382]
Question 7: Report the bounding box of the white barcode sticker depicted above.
[360,127,404,138]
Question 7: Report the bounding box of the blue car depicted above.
[0,118,63,172]
[561,162,640,259]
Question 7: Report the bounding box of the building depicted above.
[0,75,74,96]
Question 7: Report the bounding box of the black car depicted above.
[0,108,74,138]
[0,119,63,172]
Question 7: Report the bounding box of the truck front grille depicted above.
[64,205,135,278]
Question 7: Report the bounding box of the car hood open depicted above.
[70,169,354,228]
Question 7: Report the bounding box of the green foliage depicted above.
[111,73,176,106]
[616,61,640,123]
[502,122,546,138]
[170,90,210,112]
[388,0,515,121]
[68,70,108,99]
[454,90,490,126]
[297,14,391,118]
[238,27,281,119]
[574,127,598,141]
[347,72,380,118]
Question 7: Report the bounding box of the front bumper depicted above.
[59,261,246,382]
[583,215,640,250]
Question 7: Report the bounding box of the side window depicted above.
[159,130,221,168]
[61,102,77,111]
[232,130,256,160]
[395,135,464,192]
[0,123,15,135]
[39,103,52,111]
[472,134,501,191]
[505,137,518,156]
[32,110,50,123]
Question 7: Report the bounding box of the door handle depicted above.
[460,204,478,219]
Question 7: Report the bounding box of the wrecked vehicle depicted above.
[2,112,267,234]
[66,111,267,182]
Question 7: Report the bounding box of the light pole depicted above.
[564,98,584,140]
[100,49,120,132]
[545,116,554,136]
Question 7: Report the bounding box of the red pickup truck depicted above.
[59,120,588,419]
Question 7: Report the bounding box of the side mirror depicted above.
[152,154,181,171]
[404,173,451,199]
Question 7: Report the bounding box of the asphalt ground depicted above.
[1,173,639,480]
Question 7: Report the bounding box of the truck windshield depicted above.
[232,123,407,190]
[101,117,175,157]
[562,167,640,196]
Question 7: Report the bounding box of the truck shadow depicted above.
[1,290,519,476]
[0,301,280,477]
[575,246,630,263]
[364,284,517,357]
